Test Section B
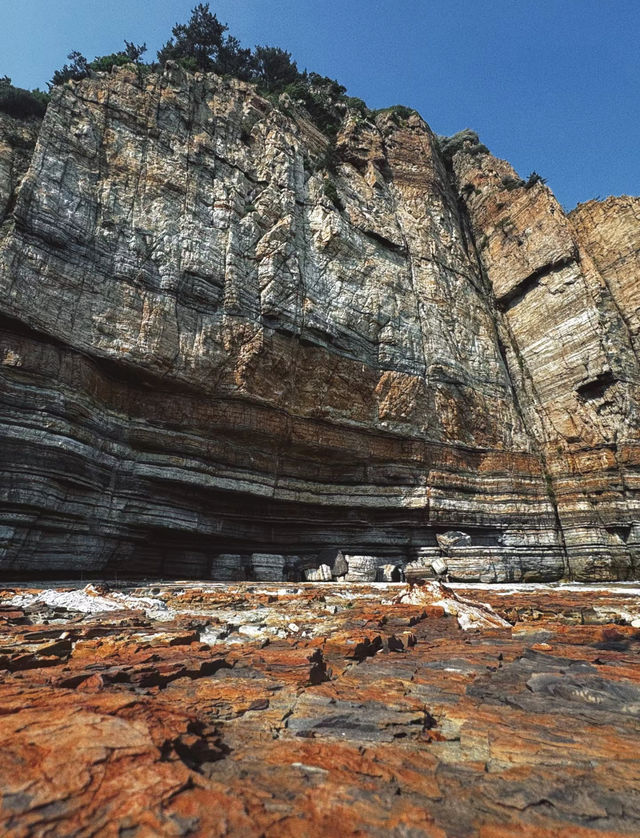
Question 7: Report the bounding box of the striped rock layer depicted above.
[1,66,639,581]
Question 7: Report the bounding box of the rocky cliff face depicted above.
[0,112,40,233]
[0,65,638,580]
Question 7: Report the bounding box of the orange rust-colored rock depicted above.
[1,580,640,836]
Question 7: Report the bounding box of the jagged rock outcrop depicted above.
[0,112,40,232]
[0,65,638,580]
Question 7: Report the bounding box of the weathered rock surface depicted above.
[0,65,638,579]
[1,580,640,836]
[451,144,640,581]
[0,112,40,233]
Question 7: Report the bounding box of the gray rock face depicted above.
[452,144,640,582]
[0,112,40,232]
[250,554,287,583]
[211,554,244,581]
[344,555,381,582]
[0,67,638,580]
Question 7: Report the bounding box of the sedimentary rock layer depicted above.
[0,65,638,579]
[1,580,640,836]
[451,150,640,580]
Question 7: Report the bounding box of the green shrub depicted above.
[501,175,525,191]
[437,130,490,163]
[344,96,368,117]
[372,104,415,126]
[51,43,147,86]
[50,50,91,86]
[385,105,413,124]
[461,182,480,198]
[0,77,49,118]
[279,73,350,138]
[90,42,147,74]
[525,171,547,189]
[391,105,414,120]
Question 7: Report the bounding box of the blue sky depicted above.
[2,0,638,210]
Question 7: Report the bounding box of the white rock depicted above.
[376,563,403,582]
[430,557,448,576]
[344,555,379,582]
[393,581,511,631]
[305,564,333,582]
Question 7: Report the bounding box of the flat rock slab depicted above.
[0,581,639,837]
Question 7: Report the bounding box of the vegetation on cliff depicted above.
[50,42,148,87]
[436,129,490,164]
[39,4,415,143]
[2,2,554,193]
[0,76,49,119]
[2,2,447,160]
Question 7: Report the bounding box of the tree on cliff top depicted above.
[50,51,90,86]
[215,36,254,81]
[252,46,299,91]
[0,76,49,118]
[156,6,298,88]
[44,3,364,139]
[157,3,230,72]
[50,42,147,87]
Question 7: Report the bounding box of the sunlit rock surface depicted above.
[451,149,640,582]
[0,65,638,580]
[1,580,639,836]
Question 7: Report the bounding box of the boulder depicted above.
[430,557,448,576]
[211,554,244,581]
[376,564,403,582]
[304,564,333,582]
[344,555,379,582]
[250,554,286,582]
[436,531,472,553]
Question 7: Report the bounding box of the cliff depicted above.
[0,64,638,581]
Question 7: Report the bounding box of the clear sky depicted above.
[1,0,638,210]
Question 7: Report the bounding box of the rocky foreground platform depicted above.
[1,580,639,837]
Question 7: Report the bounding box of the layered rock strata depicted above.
[0,64,638,580]
[1,580,640,836]
[451,149,640,580]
